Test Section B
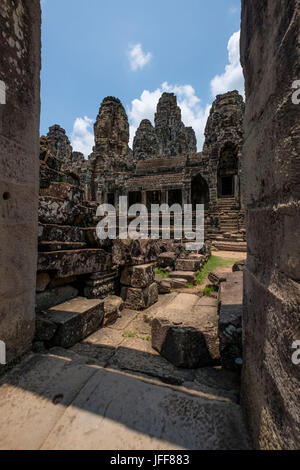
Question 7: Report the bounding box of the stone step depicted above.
[213,241,247,252]
[169,271,197,284]
[37,297,105,348]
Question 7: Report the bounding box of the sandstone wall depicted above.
[0,0,41,365]
[241,0,300,449]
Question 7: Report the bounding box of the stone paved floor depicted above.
[0,252,251,450]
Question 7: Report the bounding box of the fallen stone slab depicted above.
[44,297,105,348]
[36,285,79,312]
[120,264,155,288]
[103,296,124,327]
[84,272,118,299]
[38,249,112,277]
[36,272,51,292]
[121,283,158,310]
[232,260,246,272]
[40,181,83,204]
[35,313,58,342]
[169,271,197,284]
[112,238,160,266]
[170,278,189,289]
[152,294,219,368]
[38,223,85,244]
[208,271,228,287]
[218,272,243,370]
[175,258,203,272]
[158,252,177,268]
[158,279,172,294]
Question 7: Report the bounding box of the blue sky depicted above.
[40,0,244,155]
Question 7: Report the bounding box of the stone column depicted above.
[0,0,41,365]
[241,0,300,450]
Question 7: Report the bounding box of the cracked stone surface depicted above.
[0,293,251,450]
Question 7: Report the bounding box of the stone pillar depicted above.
[241,0,300,450]
[0,0,41,365]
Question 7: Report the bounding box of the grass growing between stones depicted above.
[204,286,218,297]
[154,267,169,278]
[123,331,138,339]
[197,255,237,285]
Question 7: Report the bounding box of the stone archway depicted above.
[218,143,238,198]
[191,174,210,210]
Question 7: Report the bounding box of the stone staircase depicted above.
[213,198,247,252]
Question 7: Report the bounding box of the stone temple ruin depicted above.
[46,90,246,252]
[0,0,299,451]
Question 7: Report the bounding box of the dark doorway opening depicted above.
[221,176,234,197]
[107,193,115,205]
[129,191,142,206]
[218,143,238,199]
[191,174,210,210]
[146,191,161,208]
[168,189,182,207]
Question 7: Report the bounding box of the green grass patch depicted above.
[186,283,194,289]
[197,255,237,285]
[204,286,218,297]
[123,331,137,339]
[141,335,151,342]
[154,267,169,278]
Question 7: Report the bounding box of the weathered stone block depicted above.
[35,314,57,342]
[45,297,105,348]
[120,264,155,288]
[40,181,83,204]
[112,238,160,266]
[36,272,51,292]
[232,260,246,272]
[35,285,79,312]
[38,249,112,277]
[121,283,158,310]
[175,258,202,272]
[103,296,124,327]
[152,294,219,368]
[38,196,80,225]
[169,271,196,284]
[158,252,177,268]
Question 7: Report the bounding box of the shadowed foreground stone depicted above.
[152,294,219,368]
[43,297,105,348]
[0,350,251,450]
[121,283,158,310]
[218,272,243,370]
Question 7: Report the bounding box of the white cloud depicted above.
[128,82,211,151]
[71,116,94,157]
[210,31,244,97]
[128,43,152,71]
